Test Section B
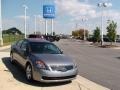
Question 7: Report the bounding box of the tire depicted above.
[25,64,33,82]
[10,53,15,64]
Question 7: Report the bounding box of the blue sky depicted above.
[2,0,120,35]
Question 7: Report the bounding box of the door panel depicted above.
[19,40,29,67]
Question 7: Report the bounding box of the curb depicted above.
[76,75,110,90]
[0,45,11,50]
[111,47,120,49]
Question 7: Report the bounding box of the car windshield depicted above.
[30,42,62,54]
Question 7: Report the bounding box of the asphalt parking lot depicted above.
[54,39,120,90]
[1,39,120,90]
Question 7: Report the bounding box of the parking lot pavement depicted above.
[0,52,110,90]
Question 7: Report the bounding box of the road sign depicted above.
[43,5,55,19]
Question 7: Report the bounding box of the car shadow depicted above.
[2,57,71,87]
[116,57,120,59]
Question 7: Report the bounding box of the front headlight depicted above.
[73,63,77,69]
[36,60,48,70]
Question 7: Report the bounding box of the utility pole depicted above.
[82,17,88,41]
[0,0,3,46]
[51,19,54,36]
[23,5,28,38]
[45,19,48,35]
[34,15,37,34]
[98,2,112,46]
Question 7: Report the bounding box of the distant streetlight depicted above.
[38,15,44,35]
[34,15,37,34]
[75,23,78,30]
[97,2,112,45]
[82,17,88,41]
[45,19,48,35]
[23,5,28,38]
[51,19,54,36]
[0,0,3,46]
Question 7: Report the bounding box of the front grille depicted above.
[50,65,73,72]
[42,75,76,80]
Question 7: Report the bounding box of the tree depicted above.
[106,20,117,45]
[72,29,89,40]
[72,31,79,37]
[93,27,100,43]
[2,27,23,35]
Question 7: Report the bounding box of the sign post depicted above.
[43,5,55,36]
[51,19,54,36]
[45,20,47,35]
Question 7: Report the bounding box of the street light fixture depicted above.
[23,5,28,38]
[0,0,3,46]
[97,2,112,45]
[82,17,88,41]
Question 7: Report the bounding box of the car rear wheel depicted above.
[26,64,33,82]
[10,53,15,64]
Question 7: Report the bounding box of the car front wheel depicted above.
[25,64,33,82]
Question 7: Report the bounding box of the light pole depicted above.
[34,15,37,34]
[82,17,88,41]
[38,15,43,35]
[23,5,28,38]
[51,19,54,36]
[98,2,112,45]
[0,0,3,46]
[45,19,48,35]
[75,23,78,30]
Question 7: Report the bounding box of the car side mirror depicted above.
[61,51,63,54]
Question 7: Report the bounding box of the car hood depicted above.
[32,53,74,66]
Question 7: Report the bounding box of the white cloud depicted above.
[106,10,120,20]
[54,0,97,20]
[3,19,15,25]
[54,0,120,20]
[95,10,120,20]
[15,15,30,20]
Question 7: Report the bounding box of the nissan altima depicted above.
[10,38,77,82]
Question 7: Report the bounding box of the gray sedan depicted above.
[10,38,77,82]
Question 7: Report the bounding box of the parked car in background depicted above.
[28,34,60,42]
[116,38,120,42]
[10,38,77,82]
[43,35,60,42]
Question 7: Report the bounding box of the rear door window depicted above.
[16,40,24,48]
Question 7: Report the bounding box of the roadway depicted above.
[1,39,120,90]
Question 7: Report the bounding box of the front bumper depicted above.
[32,67,78,83]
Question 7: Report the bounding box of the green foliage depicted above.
[3,34,24,46]
[2,27,23,35]
[72,29,89,39]
[93,27,101,42]
[106,20,117,44]
[72,31,79,37]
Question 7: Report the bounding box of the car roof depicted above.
[26,38,50,43]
